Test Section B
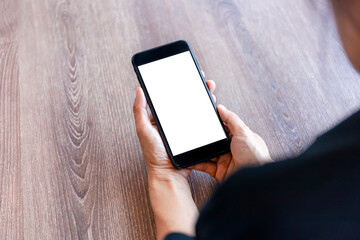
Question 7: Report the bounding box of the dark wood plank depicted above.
[0,0,359,239]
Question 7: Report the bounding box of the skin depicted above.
[133,81,272,239]
[332,0,360,72]
[133,2,360,239]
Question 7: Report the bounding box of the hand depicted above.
[133,81,218,239]
[190,83,273,183]
[133,86,191,181]
[133,80,218,181]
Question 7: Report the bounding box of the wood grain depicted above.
[0,0,23,238]
[1,0,360,239]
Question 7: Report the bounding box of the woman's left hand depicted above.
[133,86,190,181]
[133,80,217,181]
[133,80,217,239]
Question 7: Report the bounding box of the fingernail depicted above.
[218,104,226,110]
[136,87,141,99]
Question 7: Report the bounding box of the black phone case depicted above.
[131,40,230,168]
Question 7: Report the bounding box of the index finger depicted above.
[217,104,248,135]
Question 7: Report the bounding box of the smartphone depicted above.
[132,40,230,168]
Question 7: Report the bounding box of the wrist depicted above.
[148,167,189,186]
[147,169,198,239]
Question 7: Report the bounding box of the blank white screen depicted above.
[138,51,226,156]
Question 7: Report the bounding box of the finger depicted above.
[188,162,217,178]
[146,105,155,123]
[215,154,232,182]
[133,87,153,136]
[149,113,155,124]
[223,123,233,139]
[224,123,230,133]
[206,80,216,94]
[201,70,206,78]
[212,94,216,103]
[208,156,220,163]
[217,104,248,135]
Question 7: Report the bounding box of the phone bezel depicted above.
[132,40,230,168]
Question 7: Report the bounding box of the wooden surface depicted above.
[1,0,360,239]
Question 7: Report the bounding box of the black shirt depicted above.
[165,110,360,240]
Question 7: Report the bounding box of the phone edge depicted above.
[131,40,230,169]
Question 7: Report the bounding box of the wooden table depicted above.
[1,0,359,239]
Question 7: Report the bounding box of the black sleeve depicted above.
[194,111,360,239]
[164,233,195,240]
[166,111,360,240]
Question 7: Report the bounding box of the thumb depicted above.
[133,87,152,137]
[217,104,248,135]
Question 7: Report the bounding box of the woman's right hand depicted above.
[190,81,273,183]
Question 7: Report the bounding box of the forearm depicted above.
[148,171,198,240]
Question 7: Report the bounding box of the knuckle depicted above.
[133,103,139,114]
[133,105,144,119]
[135,122,146,136]
[228,112,239,123]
